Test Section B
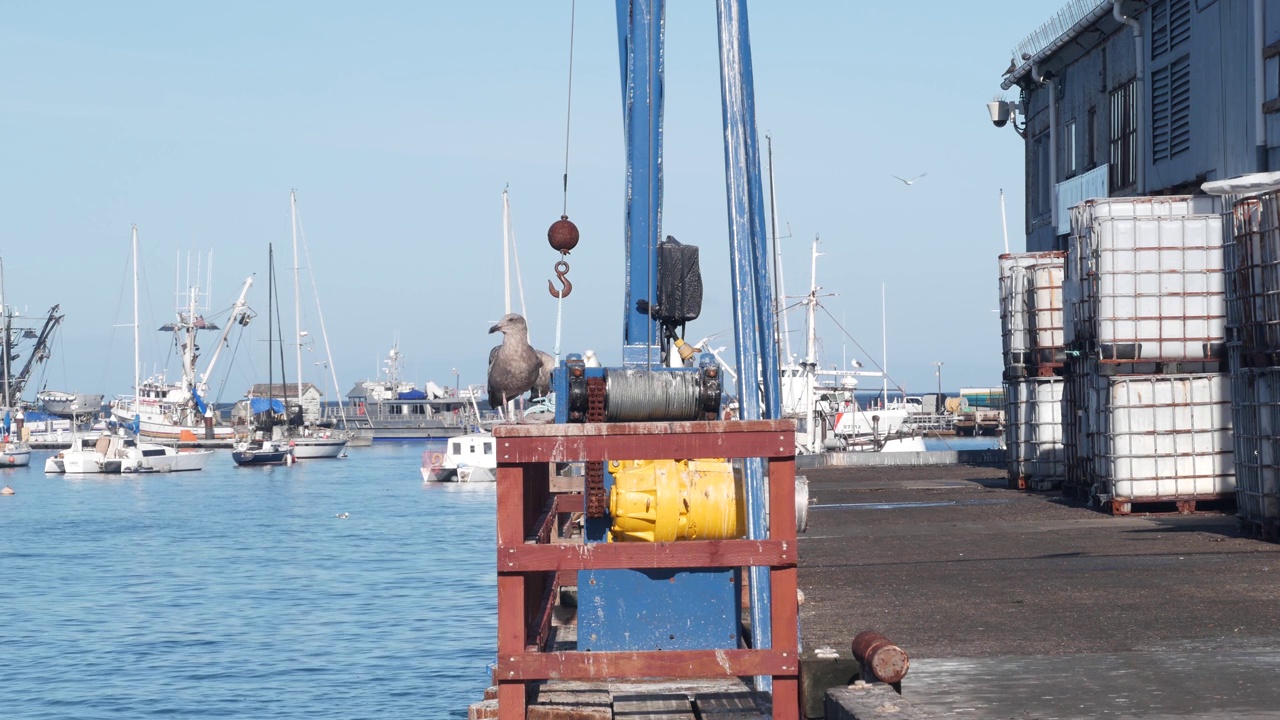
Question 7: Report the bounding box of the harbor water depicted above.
[0,443,496,719]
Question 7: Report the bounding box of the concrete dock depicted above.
[800,463,1280,719]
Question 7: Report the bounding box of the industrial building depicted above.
[994,0,1275,251]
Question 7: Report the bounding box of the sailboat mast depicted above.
[268,244,276,428]
[766,135,791,363]
[132,226,140,405]
[1,258,10,409]
[805,236,819,365]
[502,188,512,315]
[291,191,303,419]
[881,283,888,402]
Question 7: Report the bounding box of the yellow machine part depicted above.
[607,458,745,542]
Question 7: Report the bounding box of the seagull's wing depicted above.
[891,174,908,184]
[911,173,928,183]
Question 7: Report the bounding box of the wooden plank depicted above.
[493,421,795,463]
[495,649,798,681]
[613,692,696,719]
[496,464,528,720]
[694,688,770,718]
[499,539,795,572]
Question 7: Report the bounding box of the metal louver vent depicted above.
[1151,0,1192,59]
[1151,54,1191,162]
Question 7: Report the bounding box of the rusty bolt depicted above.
[548,215,580,254]
[851,630,910,684]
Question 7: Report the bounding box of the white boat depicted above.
[44,432,212,474]
[282,191,348,459]
[109,226,255,441]
[0,438,31,467]
[780,238,925,455]
[421,433,496,483]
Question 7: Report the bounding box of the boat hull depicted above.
[288,437,348,459]
[0,444,31,467]
[421,466,495,483]
[232,446,294,466]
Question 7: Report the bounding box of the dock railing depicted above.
[492,419,800,719]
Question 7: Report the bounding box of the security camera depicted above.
[987,100,1010,128]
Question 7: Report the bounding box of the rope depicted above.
[561,0,577,216]
[554,291,564,364]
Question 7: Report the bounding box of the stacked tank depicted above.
[999,252,1066,490]
[1226,193,1280,538]
[1061,197,1233,513]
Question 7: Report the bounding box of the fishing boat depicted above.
[0,257,47,468]
[232,244,296,468]
[421,432,496,483]
[109,226,255,441]
[44,432,212,474]
[780,238,925,454]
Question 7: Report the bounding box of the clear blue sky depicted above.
[0,1,1061,402]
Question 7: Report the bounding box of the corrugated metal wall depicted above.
[1017,0,1271,253]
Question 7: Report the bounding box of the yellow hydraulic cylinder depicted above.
[607,458,745,542]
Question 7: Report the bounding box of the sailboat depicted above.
[233,244,296,467]
[281,191,348,459]
[0,259,32,468]
[109,226,255,441]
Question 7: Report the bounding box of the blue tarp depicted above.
[249,398,286,415]
[191,388,209,415]
[397,389,427,400]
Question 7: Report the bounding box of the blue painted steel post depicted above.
[616,0,665,367]
[716,0,781,691]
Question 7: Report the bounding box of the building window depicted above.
[1151,0,1192,60]
[1152,54,1192,162]
[1031,131,1051,218]
[1064,120,1077,176]
[1109,80,1137,191]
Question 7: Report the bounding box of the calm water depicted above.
[0,443,496,719]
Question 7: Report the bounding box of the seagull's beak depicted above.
[488,323,501,334]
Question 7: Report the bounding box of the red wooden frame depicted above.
[493,420,799,719]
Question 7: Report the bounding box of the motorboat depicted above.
[421,433,496,483]
[44,433,212,474]
[0,438,31,467]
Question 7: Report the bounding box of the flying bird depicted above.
[1002,58,1017,76]
[487,313,540,420]
[891,173,927,186]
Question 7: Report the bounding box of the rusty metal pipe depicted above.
[851,630,910,685]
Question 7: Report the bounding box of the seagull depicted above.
[487,313,540,420]
[1002,58,1017,76]
[530,350,555,399]
[891,173,927,186]
[583,350,602,368]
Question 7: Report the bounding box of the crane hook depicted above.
[548,260,573,299]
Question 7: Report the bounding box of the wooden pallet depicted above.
[1107,496,1236,516]
[469,680,770,719]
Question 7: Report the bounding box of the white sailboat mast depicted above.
[0,258,10,409]
[291,190,303,414]
[502,188,512,315]
[805,236,820,366]
[766,136,791,363]
[132,226,140,401]
[881,283,888,401]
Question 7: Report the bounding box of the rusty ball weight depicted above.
[548,215,579,254]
